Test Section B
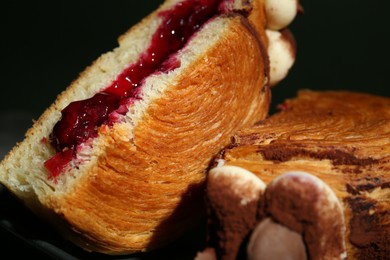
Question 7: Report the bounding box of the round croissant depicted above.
[213,90,390,259]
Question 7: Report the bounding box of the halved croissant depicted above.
[0,0,298,255]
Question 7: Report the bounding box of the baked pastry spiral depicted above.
[199,90,390,259]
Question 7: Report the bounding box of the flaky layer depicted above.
[218,90,390,259]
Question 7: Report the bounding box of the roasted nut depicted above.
[264,0,299,30]
[247,217,307,260]
[265,172,347,259]
[205,166,266,260]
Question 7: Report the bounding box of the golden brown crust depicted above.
[220,90,390,259]
[248,0,268,45]
[46,16,270,254]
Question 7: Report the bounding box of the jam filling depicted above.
[45,0,227,178]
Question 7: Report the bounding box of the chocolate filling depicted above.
[258,144,378,167]
[44,0,237,178]
[347,197,389,259]
[346,177,388,195]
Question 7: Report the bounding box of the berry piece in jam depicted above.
[44,149,74,179]
[50,93,121,152]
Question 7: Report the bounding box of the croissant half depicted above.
[0,0,299,255]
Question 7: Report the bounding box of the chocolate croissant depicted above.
[200,90,390,259]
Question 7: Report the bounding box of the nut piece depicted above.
[265,172,347,259]
[266,29,296,87]
[265,0,299,30]
[205,166,266,260]
[195,247,217,260]
[247,218,307,260]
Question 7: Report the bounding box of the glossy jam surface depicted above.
[51,93,121,151]
[45,0,223,178]
[103,0,221,98]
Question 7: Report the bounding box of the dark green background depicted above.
[1,1,390,259]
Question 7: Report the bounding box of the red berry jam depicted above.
[44,149,73,179]
[45,0,226,178]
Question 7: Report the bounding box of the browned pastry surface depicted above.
[218,90,390,259]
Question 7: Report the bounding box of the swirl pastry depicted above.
[199,90,390,259]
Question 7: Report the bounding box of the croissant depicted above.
[0,0,300,255]
[200,90,390,259]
